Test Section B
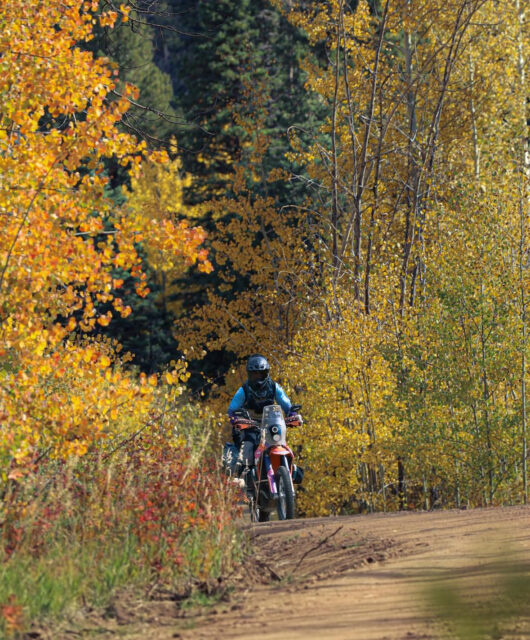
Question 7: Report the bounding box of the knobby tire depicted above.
[276,465,295,520]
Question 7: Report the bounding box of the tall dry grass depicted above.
[0,411,242,636]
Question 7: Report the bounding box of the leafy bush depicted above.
[0,422,241,635]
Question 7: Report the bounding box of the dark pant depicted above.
[232,427,260,470]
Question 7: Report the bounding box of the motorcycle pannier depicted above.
[292,464,304,485]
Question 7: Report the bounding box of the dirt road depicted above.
[66,506,530,639]
[185,506,530,640]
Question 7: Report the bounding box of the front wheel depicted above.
[276,465,295,520]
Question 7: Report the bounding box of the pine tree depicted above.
[89,10,178,143]
[152,0,261,201]
[153,0,325,203]
[146,0,327,388]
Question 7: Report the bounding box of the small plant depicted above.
[427,552,530,639]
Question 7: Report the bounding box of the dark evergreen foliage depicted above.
[150,1,326,386]
[92,1,326,379]
[152,0,325,204]
[88,10,178,143]
[87,15,182,372]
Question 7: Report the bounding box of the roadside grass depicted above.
[0,535,149,624]
[0,404,243,637]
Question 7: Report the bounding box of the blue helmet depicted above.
[246,354,270,373]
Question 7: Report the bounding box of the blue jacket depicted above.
[228,383,291,416]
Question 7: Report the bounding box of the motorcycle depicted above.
[225,404,304,522]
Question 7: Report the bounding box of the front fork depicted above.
[255,453,277,496]
[259,454,292,497]
[265,456,277,494]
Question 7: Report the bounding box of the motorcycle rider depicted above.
[228,354,292,484]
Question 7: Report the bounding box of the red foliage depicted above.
[1,432,240,578]
[0,595,24,633]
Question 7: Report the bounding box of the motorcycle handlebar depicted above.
[233,414,303,430]
[236,421,303,430]
[234,419,259,430]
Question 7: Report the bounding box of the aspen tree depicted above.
[0,0,209,469]
[515,0,529,502]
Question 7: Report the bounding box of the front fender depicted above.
[269,446,290,455]
[268,446,293,473]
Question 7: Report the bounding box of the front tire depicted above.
[276,465,295,520]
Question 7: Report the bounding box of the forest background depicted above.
[0,0,528,633]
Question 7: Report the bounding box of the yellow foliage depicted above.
[189,0,530,511]
[125,145,212,309]
[283,289,398,516]
[0,1,210,470]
